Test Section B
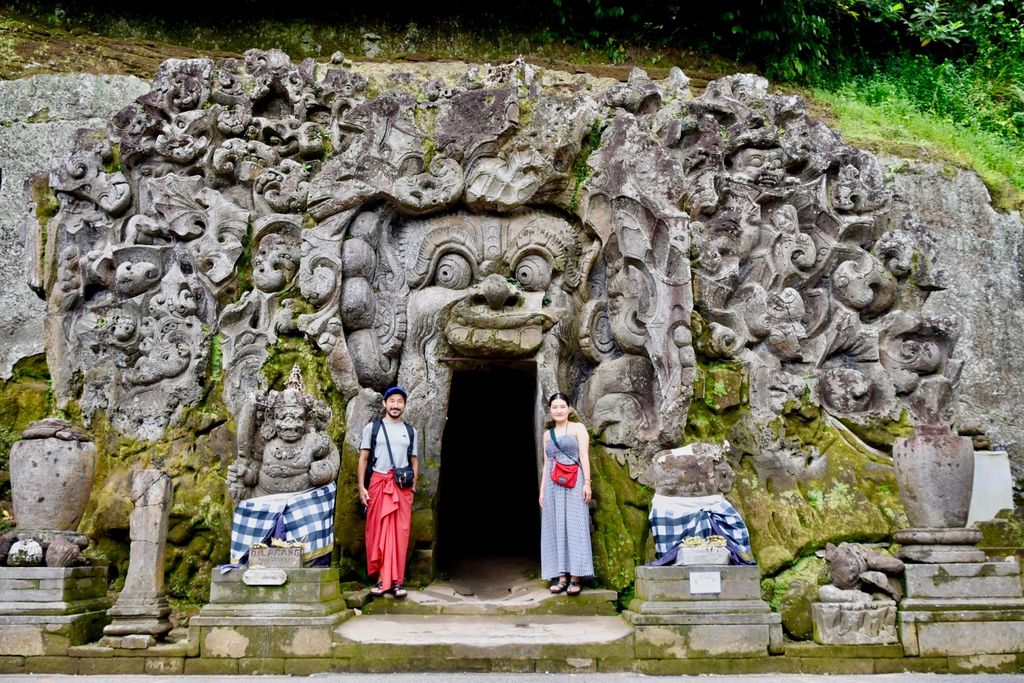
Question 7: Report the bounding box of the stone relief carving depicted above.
[30,52,961,502]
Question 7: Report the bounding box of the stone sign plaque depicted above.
[676,547,731,566]
[249,546,302,568]
[242,568,288,586]
[689,571,722,595]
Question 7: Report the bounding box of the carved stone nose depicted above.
[476,274,521,310]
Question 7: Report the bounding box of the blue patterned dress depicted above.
[540,432,594,580]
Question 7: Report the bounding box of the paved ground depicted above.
[1,675,1022,682]
[338,614,632,644]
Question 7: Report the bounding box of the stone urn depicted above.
[9,418,96,532]
[892,433,974,529]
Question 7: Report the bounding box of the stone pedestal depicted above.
[0,565,111,655]
[625,565,783,658]
[895,527,986,564]
[812,600,897,645]
[898,557,1024,657]
[101,469,173,646]
[190,567,350,659]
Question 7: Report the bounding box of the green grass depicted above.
[815,86,1024,212]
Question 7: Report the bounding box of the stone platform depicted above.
[899,557,1024,658]
[189,567,351,660]
[625,565,783,658]
[0,565,111,656]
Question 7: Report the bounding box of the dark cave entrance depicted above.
[435,362,541,597]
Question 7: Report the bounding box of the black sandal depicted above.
[393,583,408,598]
[549,577,569,594]
[370,581,389,596]
[566,580,582,596]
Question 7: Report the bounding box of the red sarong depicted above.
[365,470,413,587]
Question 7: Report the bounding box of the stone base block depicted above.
[634,565,761,602]
[812,601,897,645]
[201,567,343,617]
[898,545,987,563]
[0,610,109,655]
[626,599,772,618]
[633,623,773,658]
[894,527,982,546]
[900,609,1024,657]
[191,614,350,659]
[903,559,1022,599]
[98,633,156,649]
[0,565,109,615]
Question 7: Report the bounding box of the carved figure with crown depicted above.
[228,366,339,501]
[226,366,340,566]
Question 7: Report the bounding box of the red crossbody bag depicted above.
[548,427,580,488]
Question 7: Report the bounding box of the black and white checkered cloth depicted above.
[230,483,337,564]
[649,498,754,565]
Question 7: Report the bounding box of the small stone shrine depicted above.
[191,368,348,661]
[0,419,109,655]
[626,442,782,659]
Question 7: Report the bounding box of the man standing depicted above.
[358,386,418,598]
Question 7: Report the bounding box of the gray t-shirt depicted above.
[360,420,418,473]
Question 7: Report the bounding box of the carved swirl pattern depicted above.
[34,51,959,450]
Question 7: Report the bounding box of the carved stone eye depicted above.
[434,253,472,289]
[515,254,552,291]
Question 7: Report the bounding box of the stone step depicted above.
[333,614,633,661]
[361,583,618,616]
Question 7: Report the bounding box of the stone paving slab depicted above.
[336,614,632,646]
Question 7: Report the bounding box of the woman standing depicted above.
[539,392,594,595]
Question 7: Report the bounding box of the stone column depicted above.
[101,469,173,648]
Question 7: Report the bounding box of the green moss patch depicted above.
[589,443,653,592]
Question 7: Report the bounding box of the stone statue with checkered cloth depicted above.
[648,441,755,566]
[227,366,340,566]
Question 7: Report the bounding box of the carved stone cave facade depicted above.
[24,51,963,582]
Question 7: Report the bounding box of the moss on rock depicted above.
[589,443,653,592]
[729,403,908,574]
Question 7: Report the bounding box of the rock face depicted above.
[0,74,149,379]
[882,159,1024,481]
[7,56,1016,589]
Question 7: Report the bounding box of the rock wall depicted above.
[0,75,150,378]
[0,66,1021,602]
[882,159,1024,481]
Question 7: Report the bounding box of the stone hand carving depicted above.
[812,541,904,645]
[228,366,340,502]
